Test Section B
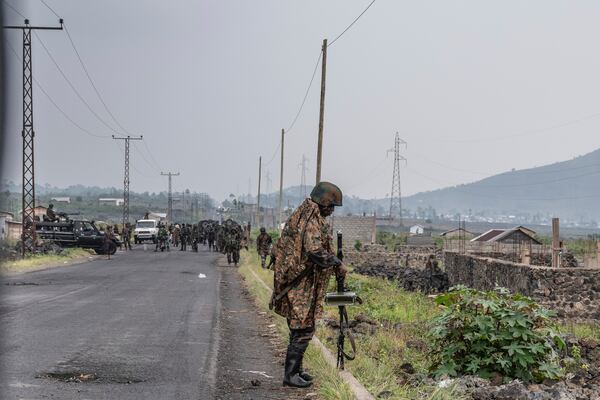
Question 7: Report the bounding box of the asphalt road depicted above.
[0,246,222,399]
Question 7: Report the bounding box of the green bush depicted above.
[354,240,362,251]
[428,286,565,383]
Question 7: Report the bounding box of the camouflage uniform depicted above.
[272,198,337,329]
[272,182,343,389]
[256,229,273,268]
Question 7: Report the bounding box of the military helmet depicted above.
[310,181,343,207]
[260,227,266,233]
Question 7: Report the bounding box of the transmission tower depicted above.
[387,132,407,224]
[113,135,143,227]
[161,172,180,222]
[4,19,63,256]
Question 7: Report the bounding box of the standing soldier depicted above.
[103,225,116,260]
[256,227,273,268]
[172,224,180,248]
[270,182,346,388]
[180,223,189,251]
[122,222,132,251]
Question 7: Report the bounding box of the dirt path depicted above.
[215,261,315,400]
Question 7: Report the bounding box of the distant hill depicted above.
[403,149,600,221]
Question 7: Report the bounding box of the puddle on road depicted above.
[37,372,97,383]
[37,371,146,385]
[4,282,40,286]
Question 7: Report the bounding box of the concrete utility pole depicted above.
[256,156,262,226]
[387,132,407,225]
[278,129,285,227]
[161,172,180,222]
[552,217,560,268]
[4,18,64,257]
[315,38,327,184]
[299,154,308,198]
[113,135,143,227]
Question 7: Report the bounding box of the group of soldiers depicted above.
[155,222,201,252]
[199,218,247,266]
[150,218,251,267]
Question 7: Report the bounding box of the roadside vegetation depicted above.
[240,232,597,399]
[0,248,94,274]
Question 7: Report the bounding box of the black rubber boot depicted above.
[298,358,314,382]
[283,350,312,388]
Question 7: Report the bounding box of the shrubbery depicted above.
[428,286,565,383]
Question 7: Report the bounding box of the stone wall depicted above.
[444,252,600,320]
[331,215,376,245]
[343,244,442,269]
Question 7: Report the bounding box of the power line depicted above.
[5,38,110,138]
[63,23,132,135]
[328,0,377,47]
[38,0,61,19]
[286,50,322,134]
[33,31,125,136]
[440,111,600,144]
[3,0,25,19]
[132,141,160,173]
[142,140,163,171]
[264,142,281,167]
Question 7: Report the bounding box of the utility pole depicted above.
[4,18,64,257]
[257,156,262,227]
[112,135,143,227]
[161,172,180,222]
[315,38,327,184]
[278,129,285,227]
[552,217,560,268]
[387,132,407,225]
[299,154,308,198]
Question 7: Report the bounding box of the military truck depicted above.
[36,219,120,255]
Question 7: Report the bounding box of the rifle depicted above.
[325,231,362,370]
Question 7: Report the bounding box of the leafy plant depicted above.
[354,240,362,251]
[428,285,565,383]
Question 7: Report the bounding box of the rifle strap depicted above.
[271,264,315,306]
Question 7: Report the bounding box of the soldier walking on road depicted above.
[256,227,273,268]
[270,182,347,388]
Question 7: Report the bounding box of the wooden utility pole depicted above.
[315,38,327,184]
[552,217,560,268]
[256,156,262,227]
[278,129,285,228]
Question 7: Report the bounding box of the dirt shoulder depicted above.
[0,249,99,276]
[215,257,315,400]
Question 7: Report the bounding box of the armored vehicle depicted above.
[36,219,121,255]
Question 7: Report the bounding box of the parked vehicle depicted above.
[134,219,159,244]
[36,219,121,255]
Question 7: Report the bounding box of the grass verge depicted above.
[0,248,94,274]
[238,251,355,400]
[319,273,466,400]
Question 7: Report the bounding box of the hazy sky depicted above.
[2,0,600,201]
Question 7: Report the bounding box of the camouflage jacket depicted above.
[256,233,273,255]
[272,198,336,329]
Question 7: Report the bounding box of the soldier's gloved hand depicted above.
[328,255,343,267]
[336,264,348,278]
